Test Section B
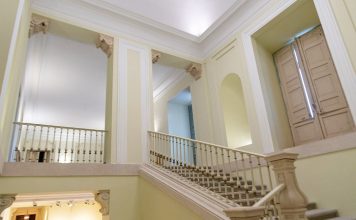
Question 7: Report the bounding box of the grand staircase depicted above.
[147,131,356,220]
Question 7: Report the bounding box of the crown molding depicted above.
[30,0,271,60]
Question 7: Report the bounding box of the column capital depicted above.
[0,194,16,218]
[186,63,202,80]
[29,14,49,37]
[96,34,113,57]
[95,190,110,216]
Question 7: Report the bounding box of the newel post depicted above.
[266,152,308,220]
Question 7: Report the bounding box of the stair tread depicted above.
[306,208,338,218]
[327,217,356,220]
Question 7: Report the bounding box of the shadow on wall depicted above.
[220,73,251,148]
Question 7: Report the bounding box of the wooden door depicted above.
[297,26,355,138]
[274,44,323,145]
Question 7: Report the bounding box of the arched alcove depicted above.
[220,73,252,147]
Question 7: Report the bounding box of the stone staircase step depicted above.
[306,208,338,220]
[327,217,356,220]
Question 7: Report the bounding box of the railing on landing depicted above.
[147,131,284,219]
[11,122,106,164]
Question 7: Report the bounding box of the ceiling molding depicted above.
[30,0,271,60]
[15,192,94,203]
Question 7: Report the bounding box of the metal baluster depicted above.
[30,125,37,162]
[14,124,22,162]
[57,128,63,163]
[22,125,29,162]
[71,129,75,163]
[77,130,81,163]
[83,130,87,163]
[209,145,216,189]
[233,151,241,189]
[88,131,93,163]
[267,161,273,191]
[94,131,98,163]
[257,157,266,196]
[220,148,228,195]
[203,144,210,189]
[249,155,257,192]
[214,146,221,192]
[38,126,43,152]
[51,128,57,163]
[44,126,50,162]
[100,131,104,163]
[64,128,69,163]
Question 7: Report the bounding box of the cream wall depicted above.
[139,177,203,220]
[330,0,356,72]
[252,40,293,150]
[295,148,356,217]
[220,74,251,148]
[0,0,19,93]
[46,202,102,220]
[0,176,140,220]
[205,41,263,153]
[153,72,214,143]
[0,0,30,166]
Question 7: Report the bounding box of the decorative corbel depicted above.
[29,14,49,38]
[152,52,161,64]
[95,190,110,216]
[186,63,202,80]
[0,194,16,219]
[96,34,113,57]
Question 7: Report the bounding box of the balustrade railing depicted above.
[148,131,308,220]
[11,122,106,164]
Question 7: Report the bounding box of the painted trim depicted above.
[1,163,140,176]
[153,70,186,103]
[0,0,25,174]
[313,0,356,125]
[117,40,128,163]
[285,132,356,159]
[117,39,151,163]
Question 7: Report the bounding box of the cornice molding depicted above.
[30,0,270,60]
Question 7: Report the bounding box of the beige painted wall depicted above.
[220,74,251,147]
[330,0,356,73]
[296,148,356,216]
[0,0,30,164]
[127,49,143,163]
[0,176,140,220]
[139,177,203,220]
[0,0,19,93]
[205,41,263,153]
[46,202,102,220]
[153,71,214,143]
[252,40,293,150]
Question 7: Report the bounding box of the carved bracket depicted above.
[29,15,49,38]
[186,63,202,80]
[95,190,110,216]
[152,52,161,64]
[96,34,113,57]
[0,194,16,217]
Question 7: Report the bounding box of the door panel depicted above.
[292,118,323,145]
[274,45,310,125]
[298,27,347,113]
[319,108,355,137]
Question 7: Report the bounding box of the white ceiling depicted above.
[91,0,243,37]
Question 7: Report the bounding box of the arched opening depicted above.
[220,74,251,148]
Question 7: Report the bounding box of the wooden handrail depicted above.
[148,130,265,158]
[14,121,107,132]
